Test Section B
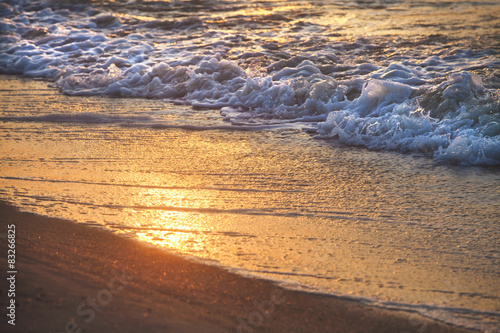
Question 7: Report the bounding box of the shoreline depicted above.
[0,201,475,333]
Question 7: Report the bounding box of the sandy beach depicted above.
[0,202,476,333]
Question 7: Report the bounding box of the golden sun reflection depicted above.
[134,211,209,254]
[228,3,313,18]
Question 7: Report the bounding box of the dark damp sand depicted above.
[0,202,474,333]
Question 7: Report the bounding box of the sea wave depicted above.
[0,0,499,166]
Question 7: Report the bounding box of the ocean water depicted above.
[0,0,499,331]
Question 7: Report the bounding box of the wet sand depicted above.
[0,202,474,333]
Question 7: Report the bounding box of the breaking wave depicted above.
[0,0,499,166]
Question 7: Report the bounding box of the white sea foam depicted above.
[1,0,498,165]
[318,73,500,165]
